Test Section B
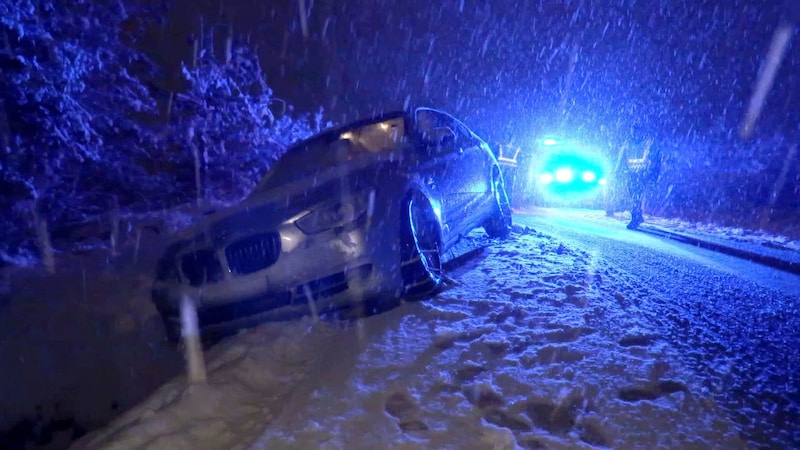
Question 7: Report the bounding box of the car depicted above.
[527,137,609,208]
[151,107,513,341]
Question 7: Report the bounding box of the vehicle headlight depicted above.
[539,173,554,184]
[295,189,375,234]
[555,168,574,183]
[581,171,596,182]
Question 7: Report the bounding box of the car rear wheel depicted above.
[484,171,513,238]
[400,194,443,299]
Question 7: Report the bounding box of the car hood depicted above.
[169,159,404,250]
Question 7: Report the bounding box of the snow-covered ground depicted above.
[6,207,796,449]
[69,227,748,449]
[587,209,800,252]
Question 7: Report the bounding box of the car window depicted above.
[253,116,406,192]
[415,109,453,144]
[416,108,479,149]
[340,118,406,153]
[450,117,479,147]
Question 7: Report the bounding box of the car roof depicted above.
[288,107,464,150]
[289,110,411,150]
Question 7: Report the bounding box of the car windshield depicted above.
[254,115,407,192]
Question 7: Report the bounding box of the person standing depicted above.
[606,144,630,216]
[496,134,522,206]
[625,139,661,229]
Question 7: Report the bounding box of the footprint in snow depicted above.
[460,382,535,434]
[541,274,565,282]
[384,391,430,433]
[432,327,487,350]
[524,396,577,434]
[566,294,589,308]
[454,362,486,383]
[536,344,587,365]
[398,419,429,432]
[542,325,595,344]
[613,291,629,308]
[618,380,688,402]
[564,284,584,296]
[463,382,505,410]
[482,339,511,356]
[618,333,659,347]
[483,409,532,432]
[488,304,527,324]
[523,387,607,445]
[577,414,611,447]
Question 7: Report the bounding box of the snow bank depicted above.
[71,319,342,450]
[526,207,800,252]
[606,210,799,251]
[72,228,746,449]
[645,216,800,251]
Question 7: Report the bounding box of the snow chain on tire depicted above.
[400,195,443,300]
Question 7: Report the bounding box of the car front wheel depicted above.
[154,304,182,343]
[400,194,443,299]
[484,171,513,238]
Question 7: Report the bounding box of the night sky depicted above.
[151,0,799,146]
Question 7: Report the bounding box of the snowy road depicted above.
[516,209,800,448]
[74,214,769,450]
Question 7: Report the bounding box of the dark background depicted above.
[149,0,799,145]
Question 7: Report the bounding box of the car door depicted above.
[447,117,494,228]
[412,108,467,241]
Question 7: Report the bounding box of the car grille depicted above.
[291,264,373,305]
[225,232,281,275]
[181,249,224,287]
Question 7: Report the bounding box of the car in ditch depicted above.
[151,107,513,341]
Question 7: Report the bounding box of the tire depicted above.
[484,170,513,238]
[152,290,181,343]
[400,194,443,299]
[157,309,182,343]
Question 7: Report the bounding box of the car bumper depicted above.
[154,261,377,335]
[532,182,606,206]
[152,219,398,334]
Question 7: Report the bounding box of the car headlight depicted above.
[581,171,596,182]
[295,189,375,234]
[555,168,574,183]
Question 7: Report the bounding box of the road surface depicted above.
[516,209,800,449]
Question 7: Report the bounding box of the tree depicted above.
[167,26,327,205]
[0,0,156,271]
[0,4,330,268]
